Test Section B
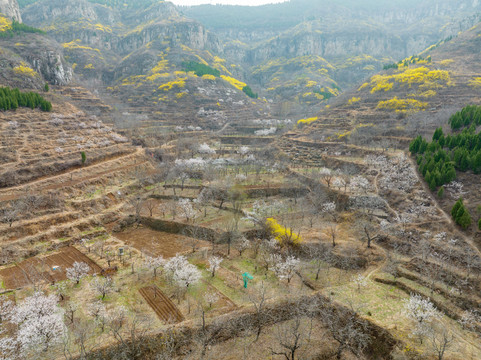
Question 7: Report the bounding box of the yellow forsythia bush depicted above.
[266,218,302,246]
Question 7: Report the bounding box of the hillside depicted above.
[16,0,481,117]
[0,1,480,360]
[0,13,72,89]
[272,23,481,355]
[281,19,481,232]
[184,0,481,110]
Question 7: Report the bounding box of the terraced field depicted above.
[0,87,154,264]
[0,246,102,289]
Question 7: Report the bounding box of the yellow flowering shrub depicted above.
[94,23,112,33]
[146,72,170,82]
[0,16,11,32]
[417,90,437,98]
[62,40,101,54]
[266,218,302,246]
[158,78,185,91]
[439,59,454,66]
[348,97,361,105]
[151,59,169,74]
[377,97,428,114]
[362,66,451,93]
[202,74,216,80]
[336,123,373,139]
[220,75,246,90]
[194,55,208,66]
[297,116,318,125]
[468,77,481,88]
[84,64,95,69]
[13,64,38,77]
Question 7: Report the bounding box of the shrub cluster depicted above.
[0,20,44,38]
[410,119,481,189]
[242,85,258,99]
[0,87,52,111]
[451,198,472,229]
[313,89,333,100]
[182,61,220,77]
[448,105,481,130]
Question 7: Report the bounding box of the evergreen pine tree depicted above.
[458,210,472,229]
[451,198,463,218]
[437,186,444,198]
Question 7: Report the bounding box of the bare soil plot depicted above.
[0,246,102,289]
[139,285,184,323]
[115,226,210,258]
[201,280,237,311]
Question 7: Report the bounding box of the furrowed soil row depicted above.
[139,286,184,323]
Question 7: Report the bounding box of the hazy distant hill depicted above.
[183,0,481,110]
[13,0,481,116]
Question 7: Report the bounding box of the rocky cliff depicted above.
[0,10,72,89]
[0,0,21,22]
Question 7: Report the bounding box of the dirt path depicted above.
[216,121,231,135]
[372,169,400,219]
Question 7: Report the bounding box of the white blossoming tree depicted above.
[273,256,300,284]
[208,256,223,277]
[404,294,441,343]
[66,261,90,284]
[178,199,197,223]
[165,255,202,302]
[1,292,66,357]
[143,255,165,278]
[198,143,216,155]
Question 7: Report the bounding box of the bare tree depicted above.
[1,204,20,228]
[327,224,338,247]
[144,199,156,217]
[155,328,178,360]
[318,168,334,188]
[182,226,207,254]
[428,325,454,360]
[247,281,271,341]
[320,304,371,359]
[109,310,154,359]
[271,314,313,360]
[72,320,96,359]
[307,243,332,281]
[128,196,144,222]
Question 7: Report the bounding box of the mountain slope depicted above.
[18,0,269,139]
[0,13,72,89]
[279,21,481,243]
[185,0,481,110]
